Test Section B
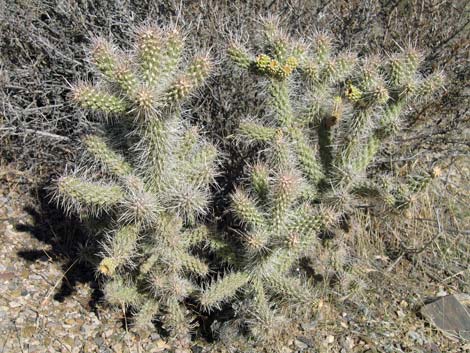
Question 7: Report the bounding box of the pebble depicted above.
[407,330,424,345]
[300,320,317,331]
[95,336,104,346]
[9,301,22,308]
[296,336,314,347]
[294,339,308,350]
[341,336,355,352]
[104,328,114,338]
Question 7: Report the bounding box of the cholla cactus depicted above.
[214,17,445,347]
[49,17,446,351]
[227,17,444,209]
[52,24,218,347]
[199,166,332,349]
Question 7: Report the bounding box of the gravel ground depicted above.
[1,172,468,353]
[0,189,172,353]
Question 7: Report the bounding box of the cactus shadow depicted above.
[15,183,103,308]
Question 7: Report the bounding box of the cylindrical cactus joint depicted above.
[71,83,127,114]
[228,42,252,70]
[90,37,118,78]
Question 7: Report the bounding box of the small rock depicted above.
[436,288,448,297]
[341,336,355,352]
[62,336,74,349]
[300,320,317,331]
[407,330,423,345]
[294,339,308,350]
[21,325,36,337]
[154,340,171,351]
[296,336,313,347]
[94,336,104,346]
[9,301,22,308]
[29,274,42,281]
[111,341,124,353]
[104,328,114,338]
[423,343,441,353]
[420,294,470,340]
[396,307,406,318]
[150,332,161,341]
[0,271,15,281]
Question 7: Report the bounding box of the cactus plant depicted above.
[199,17,445,349]
[52,24,219,348]
[49,17,446,352]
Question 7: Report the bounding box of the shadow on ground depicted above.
[15,182,103,308]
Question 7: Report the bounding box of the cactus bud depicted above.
[167,184,209,223]
[292,41,308,63]
[359,55,382,90]
[114,61,138,94]
[325,96,343,127]
[100,224,140,277]
[244,229,270,254]
[403,48,423,76]
[187,54,212,85]
[345,83,362,103]
[373,84,389,105]
[164,55,211,104]
[98,257,118,276]
[104,277,141,306]
[133,300,160,330]
[267,58,281,77]
[255,53,271,73]
[272,171,301,233]
[163,28,183,75]
[336,52,357,79]
[279,56,299,78]
[180,253,209,277]
[289,204,323,238]
[238,120,277,144]
[133,85,157,115]
[389,50,420,87]
[120,176,161,226]
[165,76,193,103]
